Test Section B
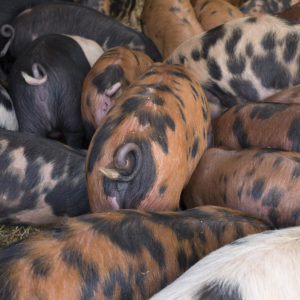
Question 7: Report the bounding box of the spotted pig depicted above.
[193,0,245,31]
[166,15,300,118]
[277,2,300,22]
[0,129,89,225]
[0,2,161,64]
[141,0,204,59]
[0,205,270,299]
[0,83,18,131]
[240,0,299,16]
[182,147,300,228]
[151,226,300,300]
[86,63,210,212]
[81,46,153,141]
[9,34,103,148]
[213,102,300,152]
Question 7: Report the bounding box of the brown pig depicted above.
[81,46,153,141]
[86,63,211,212]
[193,0,245,30]
[141,0,204,59]
[182,147,300,228]
[213,102,300,152]
[0,206,270,299]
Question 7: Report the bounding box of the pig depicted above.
[86,63,211,212]
[240,0,299,16]
[9,34,103,148]
[0,0,77,78]
[182,147,300,228]
[193,0,245,31]
[151,226,300,300]
[165,15,300,119]
[0,205,270,299]
[0,2,162,63]
[277,2,300,22]
[0,129,89,225]
[263,84,300,103]
[141,0,204,59]
[0,83,18,131]
[81,46,153,141]
[213,102,300,152]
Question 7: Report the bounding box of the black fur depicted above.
[8,3,161,61]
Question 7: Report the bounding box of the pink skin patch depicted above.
[108,196,120,210]
[95,82,122,126]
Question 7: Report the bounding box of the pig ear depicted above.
[99,143,142,182]
[104,82,122,97]
[0,24,14,57]
[21,63,47,85]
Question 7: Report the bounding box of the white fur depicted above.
[151,227,300,300]
[65,35,104,67]
[0,86,18,131]
[21,70,47,85]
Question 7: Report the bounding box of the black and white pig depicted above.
[0,83,18,131]
[0,2,161,63]
[0,129,89,225]
[9,34,103,148]
[166,15,300,118]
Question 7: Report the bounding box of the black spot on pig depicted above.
[287,118,300,152]
[262,188,283,208]
[207,58,222,80]
[191,138,199,158]
[246,17,257,23]
[229,78,259,102]
[251,178,265,201]
[136,111,175,154]
[179,54,186,64]
[284,33,299,63]
[251,52,290,90]
[159,185,167,195]
[103,267,133,299]
[261,31,276,50]
[225,28,242,56]
[250,103,289,120]
[62,247,99,300]
[92,65,125,94]
[177,249,188,271]
[273,157,283,168]
[201,25,226,59]
[227,55,246,75]
[31,256,51,278]
[191,48,201,61]
[246,43,253,57]
[198,280,243,299]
